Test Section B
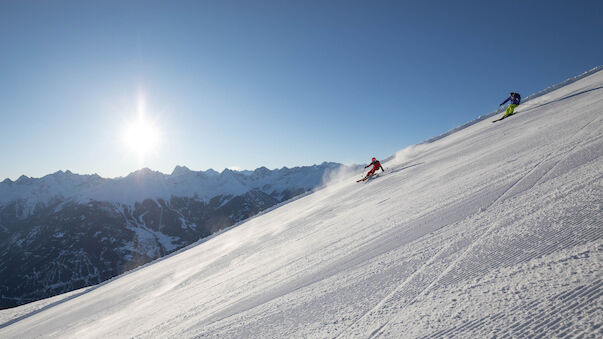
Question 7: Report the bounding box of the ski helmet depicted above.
[372,157,376,161]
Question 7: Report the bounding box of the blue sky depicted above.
[1,0,602,180]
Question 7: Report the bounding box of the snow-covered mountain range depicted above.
[0,67,601,338]
[0,162,357,308]
[0,163,350,215]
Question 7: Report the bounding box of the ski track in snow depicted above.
[1,70,602,338]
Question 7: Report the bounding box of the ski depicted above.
[357,175,374,183]
[492,113,517,123]
[356,171,385,183]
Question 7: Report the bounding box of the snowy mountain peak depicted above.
[319,161,341,168]
[15,175,32,184]
[45,170,75,179]
[205,168,220,176]
[221,168,236,175]
[127,167,163,178]
[171,165,192,176]
[251,166,271,177]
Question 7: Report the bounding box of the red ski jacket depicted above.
[366,160,383,170]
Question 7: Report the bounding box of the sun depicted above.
[121,93,161,160]
[123,117,160,156]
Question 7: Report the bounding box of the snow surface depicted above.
[1,70,602,338]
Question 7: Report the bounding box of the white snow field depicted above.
[1,70,602,338]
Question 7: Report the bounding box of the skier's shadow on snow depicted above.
[521,85,603,114]
[388,162,423,174]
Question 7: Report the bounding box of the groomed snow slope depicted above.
[1,71,602,338]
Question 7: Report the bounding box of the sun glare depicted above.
[123,118,160,155]
[121,92,161,160]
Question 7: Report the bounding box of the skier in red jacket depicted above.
[358,157,385,182]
